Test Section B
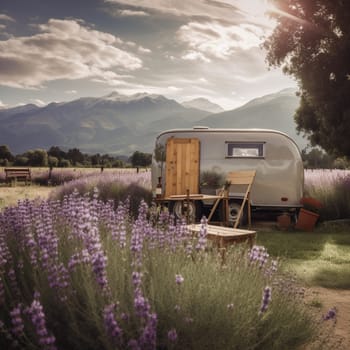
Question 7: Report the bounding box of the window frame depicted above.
[225,141,265,159]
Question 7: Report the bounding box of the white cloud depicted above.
[104,0,241,23]
[103,0,275,27]
[177,21,264,60]
[65,90,78,94]
[138,46,151,54]
[117,9,149,17]
[181,50,211,63]
[0,100,8,109]
[0,18,142,88]
[30,99,46,106]
[0,14,15,22]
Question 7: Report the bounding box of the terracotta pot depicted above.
[277,213,292,230]
[295,208,319,231]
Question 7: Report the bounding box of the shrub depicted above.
[305,169,350,221]
[0,195,316,350]
[49,171,152,217]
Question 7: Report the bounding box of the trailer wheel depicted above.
[219,200,247,227]
[169,200,203,223]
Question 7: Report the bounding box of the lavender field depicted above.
[0,168,349,349]
[0,189,315,349]
[304,169,350,221]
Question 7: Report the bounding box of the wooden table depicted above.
[188,224,256,248]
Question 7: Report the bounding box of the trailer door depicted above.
[165,138,200,197]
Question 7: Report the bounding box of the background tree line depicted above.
[0,145,152,168]
[1,143,348,170]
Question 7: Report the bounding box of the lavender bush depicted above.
[49,171,152,216]
[0,191,316,349]
[305,169,350,221]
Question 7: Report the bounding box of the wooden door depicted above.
[165,138,200,197]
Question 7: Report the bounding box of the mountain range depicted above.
[0,89,307,155]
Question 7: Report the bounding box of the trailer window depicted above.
[226,142,264,158]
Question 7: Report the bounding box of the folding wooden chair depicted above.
[227,170,256,229]
[207,170,256,229]
[188,170,257,254]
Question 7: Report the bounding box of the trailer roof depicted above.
[156,127,301,150]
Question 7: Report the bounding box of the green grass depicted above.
[257,225,350,289]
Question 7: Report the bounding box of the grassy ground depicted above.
[0,184,52,209]
[257,226,350,289]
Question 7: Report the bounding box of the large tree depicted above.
[264,0,350,157]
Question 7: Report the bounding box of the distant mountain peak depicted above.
[103,91,166,103]
[181,98,224,113]
[238,88,298,110]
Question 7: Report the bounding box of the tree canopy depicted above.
[264,0,350,157]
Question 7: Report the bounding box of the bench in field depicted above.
[4,168,32,186]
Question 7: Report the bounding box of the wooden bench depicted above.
[4,168,31,186]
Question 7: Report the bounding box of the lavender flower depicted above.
[167,328,178,342]
[139,312,157,349]
[25,294,57,350]
[175,274,184,285]
[259,286,272,315]
[10,304,24,337]
[91,251,108,290]
[134,290,151,319]
[248,245,269,268]
[323,307,337,321]
[132,271,143,287]
[103,303,122,340]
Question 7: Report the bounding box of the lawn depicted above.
[257,227,350,289]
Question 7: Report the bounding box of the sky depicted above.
[0,0,297,110]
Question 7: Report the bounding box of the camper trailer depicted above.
[151,127,304,223]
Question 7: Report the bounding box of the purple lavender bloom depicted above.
[91,251,108,290]
[248,245,269,268]
[167,328,178,342]
[134,290,151,319]
[132,271,143,287]
[103,303,123,340]
[10,304,24,337]
[323,307,337,321]
[175,274,184,285]
[139,312,157,349]
[25,295,57,350]
[259,286,272,315]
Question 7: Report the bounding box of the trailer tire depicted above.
[169,200,203,223]
[219,200,247,227]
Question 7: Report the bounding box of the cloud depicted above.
[0,100,8,109]
[30,99,46,106]
[181,50,211,63]
[116,9,150,17]
[0,18,143,89]
[104,0,242,23]
[0,14,15,22]
[177,21,264,60]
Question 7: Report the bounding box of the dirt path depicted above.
[305,287,350,349]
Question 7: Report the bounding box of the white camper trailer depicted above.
[151,127,304,224]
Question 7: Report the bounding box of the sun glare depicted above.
[235,0,278,26]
